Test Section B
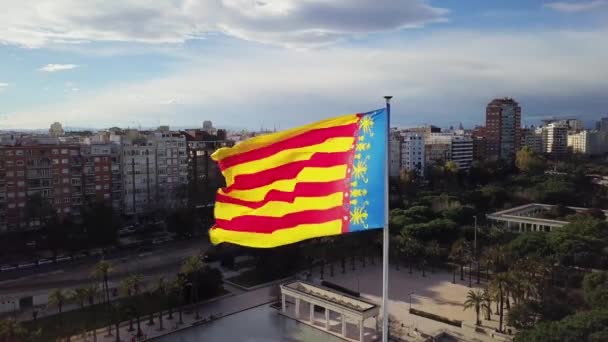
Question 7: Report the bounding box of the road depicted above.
[0,237,212,299]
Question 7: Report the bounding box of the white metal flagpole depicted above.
[382,96,392,342]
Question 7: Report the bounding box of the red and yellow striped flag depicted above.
[210,109,387,248]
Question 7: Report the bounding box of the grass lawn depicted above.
[22,288,227,341]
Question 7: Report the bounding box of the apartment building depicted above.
[543,121,569,156]
[0,142,83,232]
[485,98,522,160]
[121,132,188,215]
[400,132,425,175]
[425,133,474,170]
[568,130,608,155]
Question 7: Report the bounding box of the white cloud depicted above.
[0,82,8,90]
[0,0,447,48]
[544,0,607,12]
[38,64,79,72]
[7,27,608,129]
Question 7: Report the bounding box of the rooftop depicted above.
[282,281,377,313]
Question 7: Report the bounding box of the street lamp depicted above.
[409,292,414,311]
[473,215,477,257]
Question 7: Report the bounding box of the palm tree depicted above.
[170,277,186,325]
[48,288,67,314]
[70,287,89,309]
[491,272,510,332]
[121,274,144,336]
[463,290,485,326]
[84,284,100,306]
[482,289,492,321]
[154,276,168,331]
[0,319,36,342]
[92,260,113,303]
[180,255,206,320]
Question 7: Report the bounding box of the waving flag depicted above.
[210,109,387,248]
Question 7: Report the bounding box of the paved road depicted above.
[0,237,211,298]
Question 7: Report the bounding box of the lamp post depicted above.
[409,292,414,311]
[473,215,477,257]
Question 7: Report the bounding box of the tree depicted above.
[167,208,197,238]
[463,290,485,326]
[154,276,168,331]
[0,319,38,342]
[425,240,441,273]
[92,260,113,303]
[399,236,422,274]
[516,146,545,174]
[84,284,99,306]
[514,309,608,342]
[482,289,492,321]
[507,300,539,330]
[169,277,186,325]
[81,202,120,247]
[121,274,144,337]
[450,239,472,281]
[180,255,206,320]
[490,272,510,333]
[582,271,608,309]
[48,288,66,314]
[70,287,88,309]
[24,193,54,228]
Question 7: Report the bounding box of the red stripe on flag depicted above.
[218,123,359,170]
[225,151,350,191]
[214,206,345,234]
[216,180,347,209]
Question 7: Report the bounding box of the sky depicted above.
[0,0,607,130]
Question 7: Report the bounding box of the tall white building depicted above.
[450,135,474,170]
[400,133,425,175]
[121,132,188,215]
[568,130,608,155]
[543,122,569,156]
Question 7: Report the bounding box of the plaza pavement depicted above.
[326,262,504,341]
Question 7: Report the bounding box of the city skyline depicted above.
[1,1,608,130]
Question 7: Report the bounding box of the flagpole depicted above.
[382,95,392,342]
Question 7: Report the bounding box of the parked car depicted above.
[18,262,36,269]
[0,265,16,272]
[55,255,72,262]
[37,259,53,265]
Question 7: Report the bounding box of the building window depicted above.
[16,160,24,167]
[62,159,68,164]
[15,150,23,156]
[61,149,68,155]
[62,169,69,174]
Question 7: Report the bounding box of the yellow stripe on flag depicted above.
[215,192,344,221]
[212,114,358,161]
[209,219,343,248]
[222,137,354,186]
[218,165,347,202]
